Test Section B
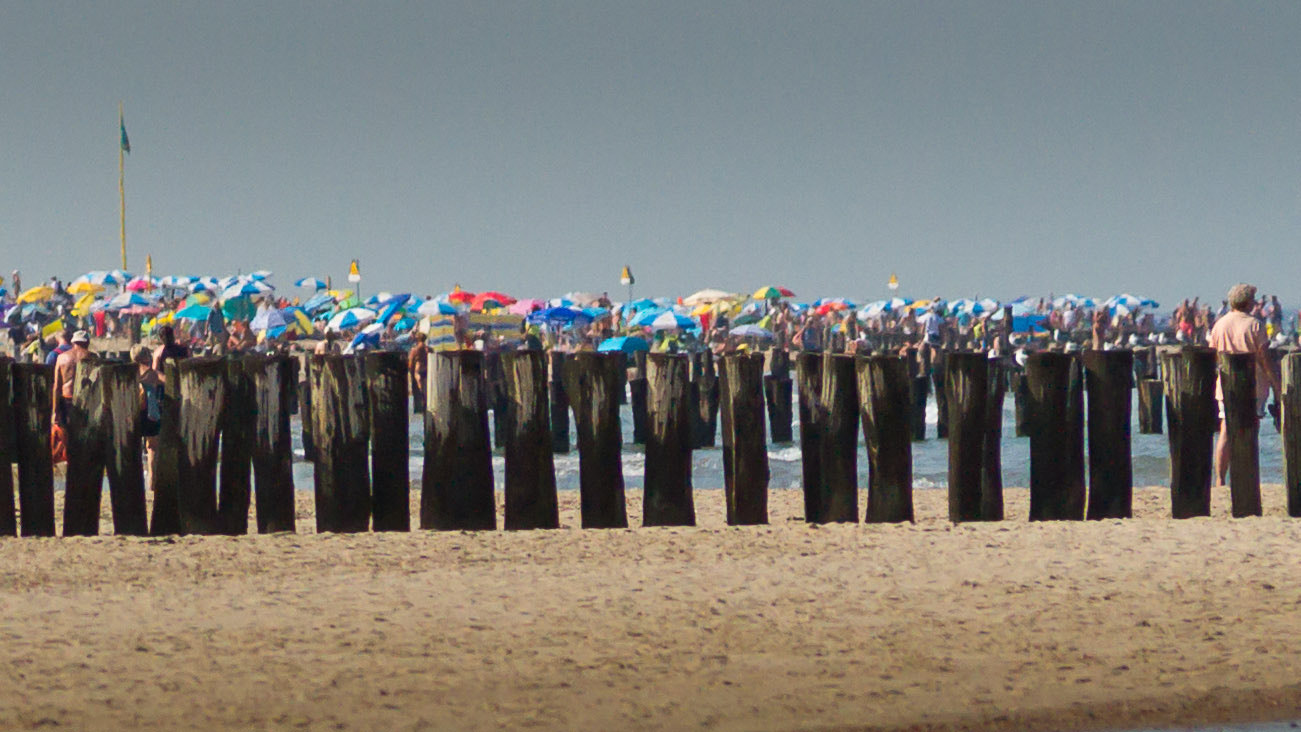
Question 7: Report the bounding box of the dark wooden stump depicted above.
[1010,371,1030,437]
[298,354,316,462]
[63,360,106,536]
[176,358,226,534]
[643,354,695,527]
[100,363,148,536]
[12,363,55,537]
[858,355,913,523]
[500,350,559,530]
[421,350,495,530]
[0,359,16,536]
[366,351,410,532]
[562,352,628,528]
[150,362,182,536]
[1219,351,1261,517]
[945,353,1001,522]
[217,356,253,535]
[1025,352,1086,520]
[248,355,296,533]
[983,360,1007,521]
[311,355,372,533]
[800,353,859,523]
[719,353,768,525]
[796,353,824,522]
[484,352,509,450]
[1162,347,1217,518]
[629,351,649,445]
[1137,379,1164,434]
[1283,353,1301,517]
[1083,349,1133,520]
[931,351,949,439]
[766,350,794,443]
[548,351,570,454]
[689,351,719,449]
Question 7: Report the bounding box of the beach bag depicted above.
[50,425,67,465]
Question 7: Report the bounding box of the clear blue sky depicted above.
[2,1,1299,306]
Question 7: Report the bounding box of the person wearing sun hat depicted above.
[51,330,94,427]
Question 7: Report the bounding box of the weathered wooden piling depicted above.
[484,352,510,450]
[931,350,949,439]
[629,351,649,445]
[548,351,570,453]
[719,352,768,525]
[689,351,719,449]
[1083,349,1133,520]
[905,346,930,441]
[12,363,55,537]
[98,362,148,536]
[149,362,182,535]
[1219,352,1261,517]
[1024,352,1086,520]
[1282,353,1301,517]
[562,352,628,528]
[764,350,794,443]
[217,356,254,535]
[945,353,1003,522]
[643,354,695,527]
[366,351,410,532]
[500,350,559,530]
[1137,379,1164,434]
[311,354,372,533]
[297,353,316,461]
[798,353,859,523]
[857,355,913,523]
[63,360,106,536]
[1010,371,1030,437]
[248,355,296,533]
[175,358,227,534]
[1161,347,1217,518]
[0,359,15,536]
[422,350,495,530]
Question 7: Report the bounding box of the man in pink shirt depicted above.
[1208,283,1280,486]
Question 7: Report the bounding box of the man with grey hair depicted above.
[1208,283,1280,486]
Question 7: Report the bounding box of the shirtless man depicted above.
[51,330,93,427]
[408,332,429,413]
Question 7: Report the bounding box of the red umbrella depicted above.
[471,291,517,311]
[447,290,475,305]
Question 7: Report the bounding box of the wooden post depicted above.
[1137,379,1164,434]
[719,353,768,525]
[983,360,1007,521]
[689,351,719,449]
[946,353,1000,522]
[298,353,316,462]
[548,351,570,453]
[63,360,106,536]
[311,354,372,533]
[906,346,930,441]
[765,350,794,443]
[0,358,15,537]
[149,361,182,536]
[643,354,695,527]
[100,362,148,536]
[217,355,253,535]
[562,352,627,529]
[176,358,226,534]
[858,355,913,523]
[629,351,649,445]
[12,363,55,537]
[1010,371,1030,437]
[500,350,559,530]
[1024,352,1086,520]
[1083,349,1133,519]
[249,355,295,533]
[1282,353,1301,517]
[796,352,824,522]
[1162,347,1217,518]
[422,350,495,530]
[931,350,949,439]
[1219,352,1261,517]
[484,351,510,450]
[366,351,410,532]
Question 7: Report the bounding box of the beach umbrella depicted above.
[597,336,649,353]
[67,281,104,296]
[249,270,272,281]
[221,280,274,301]
[507,298,547,316]
[294,277,327,290]
[376,294,412,325]
[526,306,590,327]
[250,308,289,332]
[105,292,154,310]
[156,275,195,289]
[447,289,476,305]
[125,276,157,292]
[729,324,774,339]
[16,286,54,304]
[752,286,795,300]
[471,291,516,311]
[301,292,337,314]
[646,311,696,332]
[628,307,669,327]
[327,307,378,331]
[281,307,315,335]
[71,293,98,317]
[174,304,213,321]
[682,289,737,306]
[416,299,458,316]
[222,296,257,322]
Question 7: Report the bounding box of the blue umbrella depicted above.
[416,299,458,316]
[250,308,289,332]
[628,307,669,327]
[597,336,649,353]
[174,304,213,321]
[527,306,591,326]
[301,292,336,314]
[376,294,412,325]
[295,277,327,290]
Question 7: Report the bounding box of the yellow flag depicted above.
[348,259,361,283]
[620,265,634,286]
[146,254,154,277]
[888,273,899,291]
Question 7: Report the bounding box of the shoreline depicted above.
[4,486,1301,731]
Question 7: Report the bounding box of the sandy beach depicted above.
[4,485,1301,731]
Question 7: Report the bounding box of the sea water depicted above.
[287,390,1286,491]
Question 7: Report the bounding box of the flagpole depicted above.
[119,101,127,271]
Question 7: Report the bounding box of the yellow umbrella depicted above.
[68,281,104,295]
[41,319,65,339]
[16,285,54,303]
[71,293,98,317]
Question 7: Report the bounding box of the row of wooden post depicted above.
[0,346,1298,536]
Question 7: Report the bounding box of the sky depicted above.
[2,1,1299,307]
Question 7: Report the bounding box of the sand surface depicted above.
[4,485,1301,731]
